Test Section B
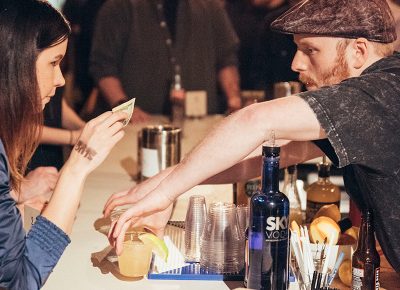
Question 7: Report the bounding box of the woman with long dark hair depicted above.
[0,1,126,289]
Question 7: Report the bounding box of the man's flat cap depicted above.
[270,0,397,43]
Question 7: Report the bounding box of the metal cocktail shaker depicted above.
[138,125,181,181]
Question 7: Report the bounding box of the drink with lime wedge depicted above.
[118,232,153,277]
[113,209,169,277]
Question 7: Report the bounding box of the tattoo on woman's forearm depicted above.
[74,140,97,160]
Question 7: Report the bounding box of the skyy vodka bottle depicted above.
[247,146,289,290]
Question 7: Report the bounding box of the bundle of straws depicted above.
[290,226,345,290]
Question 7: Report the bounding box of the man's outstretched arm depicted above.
[160,95,325,201]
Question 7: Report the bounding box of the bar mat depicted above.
[148,263,245,281]
[148,223,244,281]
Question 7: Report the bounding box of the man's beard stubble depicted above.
[299,46,351,90]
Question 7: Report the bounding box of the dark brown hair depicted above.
[0,0,71,189]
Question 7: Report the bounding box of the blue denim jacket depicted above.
[0,140,70,289]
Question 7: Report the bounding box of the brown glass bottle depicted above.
[352,210,380,290]
[305,161,340,223]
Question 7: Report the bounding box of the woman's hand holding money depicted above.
[110,97,150,124]
[66,111,127,176]
[42,111,127,234]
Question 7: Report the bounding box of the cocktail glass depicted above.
[118,232,153,277]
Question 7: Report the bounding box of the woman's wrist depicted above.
[62,156,90,179]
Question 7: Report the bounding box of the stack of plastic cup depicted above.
[184,195,207,262]
[200,202,244,273]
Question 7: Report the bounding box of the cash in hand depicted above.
[112,98,136,126]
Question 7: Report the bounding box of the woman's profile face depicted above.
[36,39,68,109]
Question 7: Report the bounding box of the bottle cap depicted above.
[338,218,352,233]
[317,162,331,177]
[262,145,280,156]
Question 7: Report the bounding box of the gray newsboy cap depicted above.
[270,0,397,43]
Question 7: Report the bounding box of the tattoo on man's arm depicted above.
[75,140,97,160]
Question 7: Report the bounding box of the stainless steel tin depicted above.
[138,125,181,180]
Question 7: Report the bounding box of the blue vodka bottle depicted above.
[247,146,289,290]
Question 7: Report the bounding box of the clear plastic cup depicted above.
[184,195,207,262]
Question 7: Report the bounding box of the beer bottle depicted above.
[352,209,380,290]
[247,146,289,290]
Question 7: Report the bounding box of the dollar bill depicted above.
[112,98,136,126]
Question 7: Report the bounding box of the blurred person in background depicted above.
[72,0,107,116]
[89,0,242,122]
[225,0,299,98]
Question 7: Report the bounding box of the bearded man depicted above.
[105,0,400,273]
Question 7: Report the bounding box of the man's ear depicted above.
[351,38,369,69]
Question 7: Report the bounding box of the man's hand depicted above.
[108,191,173,255]
[218,66,241,114]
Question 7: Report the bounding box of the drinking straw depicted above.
[327,251,345,286]
[302,226,315,275]
[291,231,308,283]
[322,232,335,274]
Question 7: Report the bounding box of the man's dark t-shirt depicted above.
[299,53,400,272]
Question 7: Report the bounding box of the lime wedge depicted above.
[138,233,169,262]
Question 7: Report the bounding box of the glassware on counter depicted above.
[184,195,207,262]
